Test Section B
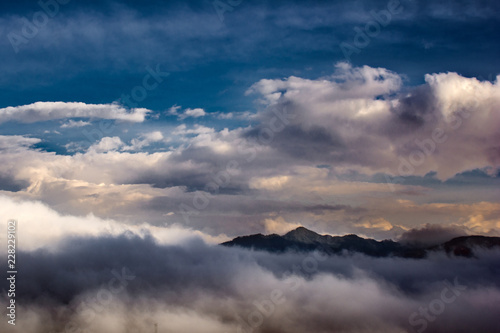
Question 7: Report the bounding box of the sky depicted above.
[0,1,500,331]
[0,0,499,242]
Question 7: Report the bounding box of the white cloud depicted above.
[0,195,229,252]
[250,175,290,191]
[167,105,182,116]
[122,131,164,151]
[249,63,500,180]
[89,136,125,153]
[173,124,215,136]
[247,62,402,106]
[214,111,255,120]
[0,135,40,150]
[179,108,206,120]
[60,120,91,128]
[87,132,166,153]
[264,216,302,234]
[168,105,206,120]
[0,101,151,124]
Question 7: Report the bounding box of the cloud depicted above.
[247,63,500,180]
[88,136,125,153]
[181,108,206,120]
[214,111,255,120]
[168,105,206,120]
[60,120,91,128]
[0,66,498,240]
[173,124,215,136]
[393,200,500,237]
[167,105,182,116]
[122,131,164,151]
[247,62,403,104]
[0,135,40,150]
[1,231,499,333]
[354,217,395,232]
[264,216,302,234]
[0,102,150,124]
[399,223,468,247]
[0,195,228,252]
[250,175,290,191]
[87,132,165,153]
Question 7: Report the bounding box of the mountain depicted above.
[283,226,325,244]
[222,227,500,258]
[433,235,500,257]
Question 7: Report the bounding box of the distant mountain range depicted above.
[222,227,500,258]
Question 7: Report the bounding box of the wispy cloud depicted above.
[60,120,91,128]
[0,102,150,123]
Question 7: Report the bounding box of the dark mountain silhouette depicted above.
[431,235,500,257]
[222,227,500,258]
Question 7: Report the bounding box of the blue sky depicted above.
[0,0,499,241]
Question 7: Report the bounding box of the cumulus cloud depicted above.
[247,62,403,105]
[88,137,125,153]
[247,63,500,180]
[168,105,206,120]
[87,132,165,153]
[181,108,206,120]
[0,102,150,124]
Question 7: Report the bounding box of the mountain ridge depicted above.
[222,227,500,258]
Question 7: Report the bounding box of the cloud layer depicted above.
[1,233,499,333]
[0,64,498,240]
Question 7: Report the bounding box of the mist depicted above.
[2,233,499,333]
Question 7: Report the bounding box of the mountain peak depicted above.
[285,226,317,236]
[287,226,313,234]
[284,226,323,244]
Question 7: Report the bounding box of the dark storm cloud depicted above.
[1,233,500,332]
